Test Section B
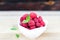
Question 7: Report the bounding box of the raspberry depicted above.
[20,17,23,22]
[40,21,45,27]
[38,16,43,23]
[30,12,37,19]
[34,18,38,23]
[28,20,35,26]
[22,14,28,20]
[20,14,28,22]
[36,22,41,27]
[30,17,32,20]
[30,26,36,30]
[20,23,28,28]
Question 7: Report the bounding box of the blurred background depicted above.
[0,0,60,10]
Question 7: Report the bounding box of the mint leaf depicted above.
[22,20,28,23]
[11,27,18,30]
[16,34,20,38]
[22,15,30,23]
[26,15,30,21]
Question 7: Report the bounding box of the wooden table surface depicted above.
[0,11,60,40]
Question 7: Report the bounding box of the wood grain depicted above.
[0,15,60,40]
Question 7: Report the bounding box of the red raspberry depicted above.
[34,18,38,23]
[20,17,23,22]
[28,20,35,26]
[22,14,28,20]
[40,21,45,27]
[30,12,37,19]
[30,17,32,20]
[38,16,43,23]
[36,22,41,27]
[20,23,28,28]
[20,14,28,22]
[30,26,36,30]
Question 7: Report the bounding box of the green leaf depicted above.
[26,15,30,21]
[16,34,20,38]
[22,15,30,23]
[11,27,18,30]
[22,20,28,23]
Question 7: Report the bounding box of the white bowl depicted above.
[18,16,48,39]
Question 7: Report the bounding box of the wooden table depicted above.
[0,11,60,40]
